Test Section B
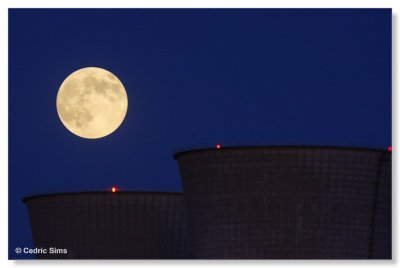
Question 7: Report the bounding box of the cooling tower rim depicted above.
[173,145,390,159]
[22,191,184,203]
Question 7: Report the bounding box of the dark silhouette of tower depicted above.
[23,192,189,259]
[174,146,391,259]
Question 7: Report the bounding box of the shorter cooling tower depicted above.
[174,146,391,259]
[23,191,189,259]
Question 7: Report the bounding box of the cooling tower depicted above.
[174,146,391,259]
[23,191,189,259]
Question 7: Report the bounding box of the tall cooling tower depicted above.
[174,146,391,259]
[23,192,189,259]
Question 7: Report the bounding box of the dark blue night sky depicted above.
[9,9,391,259]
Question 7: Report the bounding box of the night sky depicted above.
[9,9,391,259]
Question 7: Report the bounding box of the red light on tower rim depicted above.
[388,146,392,152]
[216,144,222,149]
[111,186,118,193]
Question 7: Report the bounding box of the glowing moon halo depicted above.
[56,67,128,139]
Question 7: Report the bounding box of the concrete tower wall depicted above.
[175,146,391,259]
[24,192,189,259]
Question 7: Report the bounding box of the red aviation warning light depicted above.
[111,186,118,193]
[388,146,392,152]
[216,144,222,149]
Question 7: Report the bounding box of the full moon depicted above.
[56,67,128,139]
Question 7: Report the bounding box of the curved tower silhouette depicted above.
[24,192,189,259]
[174,146,391,259]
